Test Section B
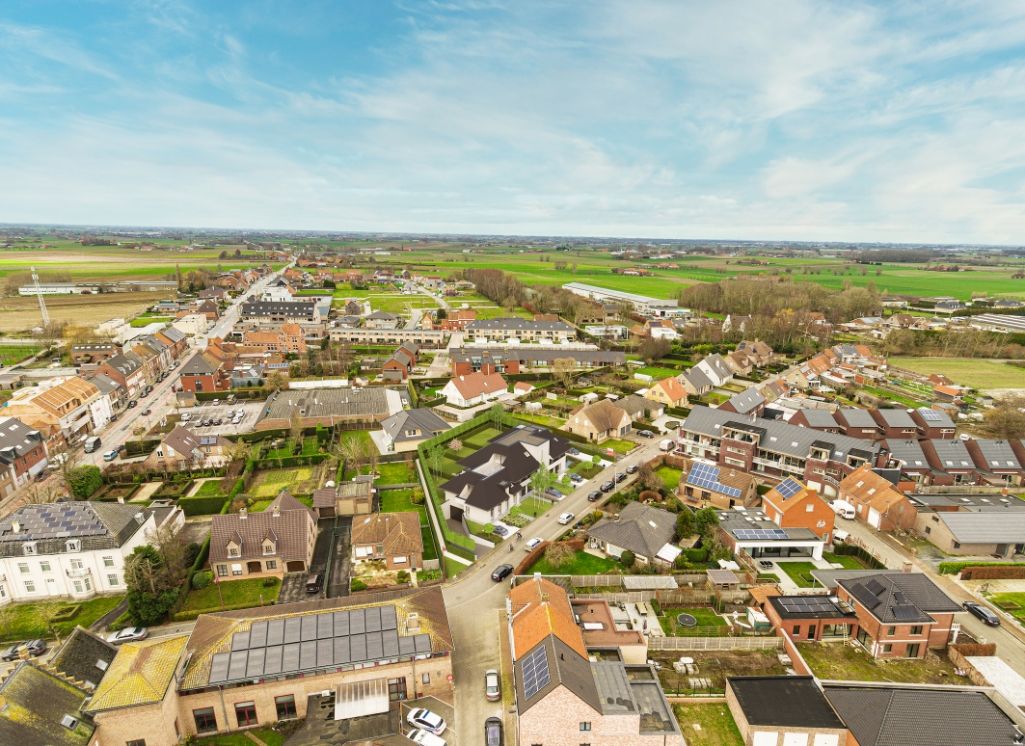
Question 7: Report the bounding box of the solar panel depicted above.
[299,640,317,670]
[300,615,317,641]
[918,409,941,421]
[350,634,367,661]
[317,639,334,668]
[263,645,282,675]
[333,611,350,637]
[266,618,284,646]
[231,631,250,651]
[774,478,802,499]
[350,609,366,635]
[732,528,789,540]
[249,621,267,649]
[381,606,398,630]
[283,617,301,644]
[334,636,350,665]
[246,647,265,678]
[366,631,383,660]
[685,462,743,498]
[522,644,551,700]
[281,643,300,672]
[317,613,333,639]
[209,653,230,684]
[227,651,248,680]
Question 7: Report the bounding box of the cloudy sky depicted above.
[2,0,1025,243]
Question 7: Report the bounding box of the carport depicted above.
[334,677,390,721]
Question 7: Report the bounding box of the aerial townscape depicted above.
[2,4,1025,746]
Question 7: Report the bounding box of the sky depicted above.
[2,1,1025,244]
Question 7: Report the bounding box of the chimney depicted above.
[902,561,913,573]
[11,522,19,534]
[272,504,280,517]
[239,507,248,520]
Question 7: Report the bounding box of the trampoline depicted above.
[676,613,698,627]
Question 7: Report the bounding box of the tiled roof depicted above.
[48,627,118,691]
[446,371,507,399]
[0,502,147,557]
[381,408,448,443]
[651,376,687,402]
[587,502,676,559]
[840,465,907,513]
[509,577,587,660]
[0,663,93,746]
[209,491,315,564]
[569,399,630,433]
[838,572,959,623]
[351,511,423,557]
[86,635,188,712]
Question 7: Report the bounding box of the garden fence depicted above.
[650,636,782,652]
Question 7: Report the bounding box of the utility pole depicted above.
[31,266,50,326]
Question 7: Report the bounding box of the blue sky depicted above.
[2,0,1025,243]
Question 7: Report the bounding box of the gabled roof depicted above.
[795,408,840,428]
[381,408,448,443]
[587,502,676,559]
[351,511,422,557]
[568,398,630,433]
[0,416,45,464]
[445,371,507,399]
[650,376,687,402]
[874,408,917,428]
[159,425,205,461]
[0,663,94,746]
[723,387,765,414]
[840,465,907,513]
[0,502,147,557]
[102,352,142,376]
[838,572,959,623]
[48,627,118,691]
[838,407,879,428]
[209,491,315,564]
[86,635,188,712]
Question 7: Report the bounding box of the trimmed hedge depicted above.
[939,560,1025,575]
[172,599,273,622]
[123,438,160,457]
[179,495,229,516]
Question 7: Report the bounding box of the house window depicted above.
[23,543,36,555]
[70,559,83,570]
[580,722,592,731]
[421,673,430,685]
[388,677,407,701]
[73,581,83,593]
[66,540,80,552]
[910,625,923,635]
[793,625,801,636]
[231,563,243,576]
[193,708,217,734]
[39,561,51,573]
[263,542,275,556]
[24,581,35,593]
[275,694,297,720]
[17,562,28,574]
[127,740,146,746]
[882,644,893,654]
[265,560,277,571]
[234,701,258,727]
[228,545,241,559]
[886,626,895,636]
[907,643,921,657]
[392,556,407,565]
[103,556,115,568]
[216,564,227,577]
[107,574,119,586]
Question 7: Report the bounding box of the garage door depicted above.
[753,732,778,746]
[868,508,881,529]
[783,733,809,746]
[813,735,839,746]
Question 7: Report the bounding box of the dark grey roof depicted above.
[724,388,765,414]
[698,353,733,380]
[729,677,845,729]
[449,347,625,366]
[515,635,601,715]
[875,408,916,428]
[366,310,398,320]
[683,367,714,391]
[914,407,955,429]
[588,502,676,559]
[796,408,840,428]
[885,439,929,469]
[86,374,120,396]
[838,407,878,428]
[159,326,186,343]
[180,351,219,376]
[933,511,1025,544]
[928,438,973,469]
[260,387,396,422]
[466,317,574,333]
[824,685,1019,746]
[381,408,448,443]
[49,627,119,690]
[0,502,147,557]
[614,393,652,418]
[683,406,880,462]
[240,300,317,319]
[103,352,142,376]
[838,572,960,623]
[972,439,1023,471]
[0,416,44,465]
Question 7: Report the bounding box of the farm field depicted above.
[0,291,171,334]
[0,343,43,365]
[890,357,1025,390]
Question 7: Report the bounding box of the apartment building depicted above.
[464,316,575,343]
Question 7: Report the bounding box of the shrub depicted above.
[620,549,636,568]
[50,604,81,623]
[397,570,410,584]
[685,547,709,563]
[191,571,213,590]
[351,579,368,592]
[262,578,277,588]
[68,465,103,498]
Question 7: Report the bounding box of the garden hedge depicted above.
[178,495,228,516]
[939,560,1025,575]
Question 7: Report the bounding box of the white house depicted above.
[172,313,210,337]
[693,353,734,387]
[0,502,157,604]
[440,371,508,407]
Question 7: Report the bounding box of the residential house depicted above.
[644,377,688,408]
[381,343,418,382]
[587,502,680,565]
[837,465,915,531]
[727,677,848,746]
[98,352,147,399]
[48,626,119,692]
[922,438,977,484]
[908,492,1025,557]
[441,425,569,524]
[565,399,632,443]
[364,310,400,329]
[717,508,826,560]
[834,408,883,440]
[761,477,835,542]
[966,438,1025,486]
[0,416,48,498]
[379,409,449,453]
[0,661,96,745]
[189,298,220,321]
[172,312,210,337]
[718,388,766,416]
[679,366,715,396]
[871,408,920,440]
[835,572,961,658]
[240,299,320,323]
[910,407,957,439]
[312,476,373,519]
[678,460,758,509]
[209,491,317,579]
[732,339,774,367]
[179,349,232,394]
[509,576,683,746]
[614,393,663,423]
[5,376,103,442]
[465,317,575,343]
[144,426,231,469]
[789,407,842,433]
[449,348,625,376]
[155,326,189,360]
[242,323,307,355]
[440,308,477,330]
[440,371,507,407]
[70,341,118,365]
[255,386,402,430]
[761,593,858,643]
[350,511,423,570]
[0,501,155,604]
[692,353,733,387]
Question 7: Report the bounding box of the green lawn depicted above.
[604,438,636,455]
[777,561,820,588]
[514,413,565,428]
[464,426,503,448]
[129,315,173,327]
[192,727,285,746]
[250,495,312,512]
[249,466,316,497]
[504,496,553,526]
[822,551,867,570]
[658,607,727,636]
[0,344,43,365]
[0,595,125,642]
[891,357,1025,390]
[192,479,226,497]
[180,578,281,614]
[527,550,620,575]
[635,365,685,378]
[674,703,743,746]
[375,461,417,485]
[797,642,963,684]
[989,592,1025,624]
[656,465,682,490]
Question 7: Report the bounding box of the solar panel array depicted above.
[1,504,108,540]
[774,478,803,499]
[777,596,841,615]
[918,409,941,422]
[207,606,432,686]
[686,462,743,498]
[521,644,551,700]
[732,528,789,540]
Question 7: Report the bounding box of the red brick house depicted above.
[838,465,915,531]
[761,478,835,542]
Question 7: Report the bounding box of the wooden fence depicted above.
[650,636,782,652]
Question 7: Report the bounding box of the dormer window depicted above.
[66,539,81,553]
[23,542,37,556]
[227,542,241,559]
[262,539,276,556]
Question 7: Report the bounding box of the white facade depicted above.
[440,379,507,408]
[88,393,115,431]
[172,313,210,337]
[0,512,156,605]
[260,286,294,302]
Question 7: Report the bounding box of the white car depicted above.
[107,626,148,645]
[180,412,191,422]
[524,537,543,551]
[557,512,575,525]
[406,708,446,735]
[407,729,446,746]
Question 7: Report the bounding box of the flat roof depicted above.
[562,282,678,306]
[729,676,845,729]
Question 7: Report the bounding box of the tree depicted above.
[637,463,662,493]
[543,542,574,569]
[422,447,444,478]
[338,432,371,476]
[620,549,636,568]
[448,438,463,452]
[529,466,558,504]
[265,371,288,392]
[980,394,1025,439]
[67,465,102,499]
[487,404,505,430]
[638,337,671,363]
[694,507,719,537]
[124,540,184,626]
[674,508,695,541]
[552,358,576,388]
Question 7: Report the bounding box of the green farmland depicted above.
[891,357,1025,390]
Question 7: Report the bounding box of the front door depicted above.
[247,561,262,573]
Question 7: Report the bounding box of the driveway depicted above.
[175,400,263,436]
[310,516,352,599]
[278,573,309,605]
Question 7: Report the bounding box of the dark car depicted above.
[964,601,1000,627]
[600,481,614,492]
[567,448,581,457]
[126,400,137,408]
[492,525,509,538]
[545,487,563,500]
[587,490,602,502]
[637,429,654,438]
[24,639,47,657]
[626,464,639,474]
[485,716,504,746]
[491,564,514,583]
[615,472,628,483]
[0,642,25,662]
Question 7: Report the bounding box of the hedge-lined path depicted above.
[129,481,163,502]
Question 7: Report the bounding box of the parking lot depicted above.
[176,400,264,435]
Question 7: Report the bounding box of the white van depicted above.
[658,439,675,452]
[832,528,850,544]
[407,729,446,746]
[830,499,856,520]
[84,436,102,453]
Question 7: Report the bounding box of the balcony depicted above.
[66,566,90,579]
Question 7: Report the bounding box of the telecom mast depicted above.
[30,266,50,326]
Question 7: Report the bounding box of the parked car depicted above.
[102,449,119,462]
[407,728,446,746]
[600,481,614,493]
[126,400,137,408]
[557,512,575,525]
[615,472,628,483]
[491,564,514,583]
[626,464,638,474]
[406,708,447,735]
[545,487,563,500]
[587,490,602,502]
[0,642,25,661]
[569,473,584,485]
[758,560,774,570]
[484,668,501,701]
[484,716,504,746]
[567,448,581,457]
[108,627,148,645]
[213,418,223,426]
[964,601,1001,627]
[180,412,191,422]
[524,537,543,551]
[24,639,47,657]
[492,525,510,538]
[637,429,654,438]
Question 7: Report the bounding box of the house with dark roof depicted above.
[364,310,400,329]
[823,684,1021,746]
[0,501,155,604]
[966,438,1025,486]
[834,407,882,440]
[98,352,148,397]
[836,572,961,658]
[441,425,569,524]
[449,347,626,376]
[509,576,683,746]
[761,594,858,643]
[465,316,575,342]
[0,416,49,497]
[614,393,663,423]
[0,662,95,746]
[379,408,449,453]
[908,491,1025,558]
[727,676,848,746]
[718,387,767,416]
[178,349,233,393]
[678,460,758,509]
[209,491,317,579]
[48,626,118,691]
[587,502,680,565]
[144,425,231,469]
[351,511,423,570]
[910,406,956,439]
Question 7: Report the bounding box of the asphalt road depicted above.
[442,437,665,745]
